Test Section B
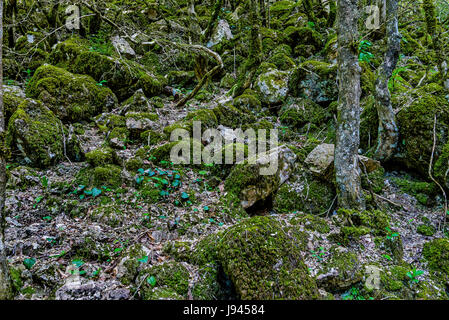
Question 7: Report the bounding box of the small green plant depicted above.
[358,40,374,63]
[311,247,326,262]
[33,196,44,208]
[24,69,32,88]
[406,268,424,284]
[385,227,399,240]
[96,80,108,87]
[342,287,373,300]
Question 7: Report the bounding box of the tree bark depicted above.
[373,0,400,161]
[231,0,262,97]
[335,0,365,210]
[0,0,13,300]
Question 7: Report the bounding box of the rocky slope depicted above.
[2,0,449,300]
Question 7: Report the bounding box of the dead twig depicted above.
[429,114,448,230]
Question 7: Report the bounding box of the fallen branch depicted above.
[429,114,448,230]
[174,45,223,108]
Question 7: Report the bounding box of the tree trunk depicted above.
[0,0,13,300]
[231,0,262,97]
[373,0,400,161]
[335,0,365,210]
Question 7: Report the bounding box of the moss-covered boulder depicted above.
[232,93,262,113]
[49,38,165,100]
[85,147,117,167]
[273,167,335,215]
[217,216,319,299]
[26,65,118,122]
[4,86,26,124]
[116,244,150,285]
[125,112,159,136]
[279,97,330,129]
[316,249,363,291]
[121,89,154,113]
[284,26,323,52]
[422,238,449,276]
[138,261,190,300]
[7,100,82,168]
[225,146,297,209]
[255,67,289,105]
[289,60,337,105]
[396,84,449,177]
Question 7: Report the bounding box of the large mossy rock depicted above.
[49,38,165,100]
[217,216,319,300]
[7,100,82,168]
[279,97,330,130]
[255,67,289,105]
[396,84,449,179]
[289,60,337,105]
[224,146,297,209]
[26,65,118,122]
[138,261,190,300]
[273,166,336,215]
[316,249,363,291]
[422,238,449,277]
[4,86,27,124]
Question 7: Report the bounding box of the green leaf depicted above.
[181,192,189,199]
[72,259,85,268]
[138,256,149,264]
[147,276,156,287]
[23,258,36,270]
[91,187,102,198]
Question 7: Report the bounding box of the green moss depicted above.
[26,65,118,121]
[125,158,144,172]
[85,147,116,167]
[150,139,203,164]
[217,216,319,299]
[167,70,196,88]
[317,250,363,291]
[279,97,330,129]
[212,104,256,128]
[289,60,337,103]
[267,52,295,71]
[108,127,130,143]
[284,27,323,50]
[362,167,385,194]
[10,268,24,293]
[49,37,164,101]
[290,214,330,233]
[163,241,193,263]
[7,100,81,168]
[118,244,147,285]
[93,165,122,188]
[91,204,124,227]
[140,130,166,145]
[422,238,449,275]
[104,115,126,129]
[139,261,190,300]
[4,88,26,123]
[396,91,449,176]
[274,168,335,215]
[391,177,437,206]
[417,224,436,236]
[233,94,262,113]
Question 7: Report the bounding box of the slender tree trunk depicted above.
[231,0,262,97]
[373,0,400,161]
[327,0,337,28]
[0,0,13,300]
[335,0,365,210]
